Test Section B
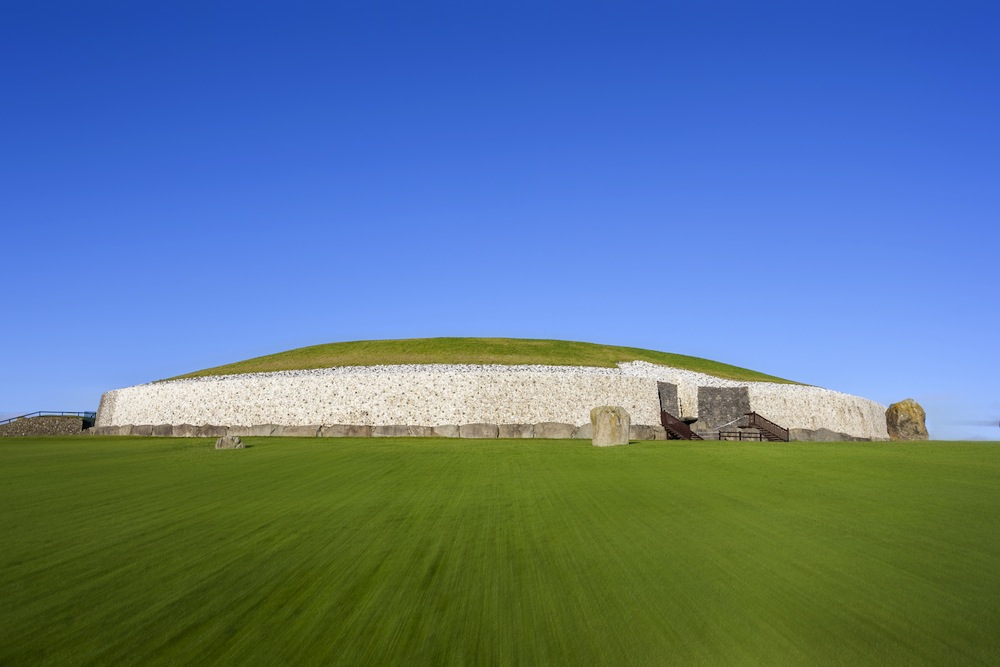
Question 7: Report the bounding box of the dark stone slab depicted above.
[697,386,751,431]
[657,382,680,416]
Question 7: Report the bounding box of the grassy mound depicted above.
[171,337,796,383]
[2,437,998,664]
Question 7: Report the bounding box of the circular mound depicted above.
[96,338,888,441]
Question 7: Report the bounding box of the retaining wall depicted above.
[96,362,889,440]
[0,416,86,437]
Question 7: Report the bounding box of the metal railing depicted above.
[718,430,765,441]
[744,412,789,442]
[0,411,97,426]
[660,410,703,440]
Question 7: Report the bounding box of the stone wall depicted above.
[0,416,86,437]
[93,422,669,440]
[97,366,662,429]
[96,362,890,440]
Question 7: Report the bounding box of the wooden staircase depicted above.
[660,410,703,440]
[743,412,789,442]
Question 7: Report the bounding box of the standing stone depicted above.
[215,435,244,450]
[590,406,631,447]
[886,399,929,441]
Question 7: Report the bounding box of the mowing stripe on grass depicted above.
[1,437,998,665]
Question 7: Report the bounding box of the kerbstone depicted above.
[573,424,594,439]
[533,422,576,439]
[630,424,657,441]
[432,425,461,438]
[152,424,173,437]
[319,424,371,438]
[273,425,320,437]
[499,424,533,438]
[372,425,435,438]
[591,406,631,447]
[171,424,199,437]
[459,423,499,439]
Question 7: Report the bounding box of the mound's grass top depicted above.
[2,436,999,665]
[170,337,796,383]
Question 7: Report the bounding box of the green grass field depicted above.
[2,437,998,665]
[169,337,797,384]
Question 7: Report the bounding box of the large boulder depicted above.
[886,399,929,441]
[590,406,631,447]
[215,435,244,450]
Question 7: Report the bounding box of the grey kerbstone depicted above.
[94,426,118,436]
[319,424,372,438]
[789,428,815,442]
[215,435,244,450]
[459,423,499,439]
[886,398,929,441]
[499,424,533,438]
[231,424,278,437]
[630,424,658,441]
[573,424,594,439]
[171,424,199,437]
[590,406,631,447]
[196,425,228,438]
[652,426,667,440]
[533,422,576,439]
[372,425,435,438]
[273,425,320,437]
[152,424,173,437]
[132,425,154,436]
[432,425,461,438]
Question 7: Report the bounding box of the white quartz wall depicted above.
[96,362,889,440]
[96,365,662,428]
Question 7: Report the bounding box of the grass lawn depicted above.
[169,337,797,384]
[1,437,998,665]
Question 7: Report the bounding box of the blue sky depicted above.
[2,1,997,439]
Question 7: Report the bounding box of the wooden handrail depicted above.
[744,412,789,441]
[660,411,703,440]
